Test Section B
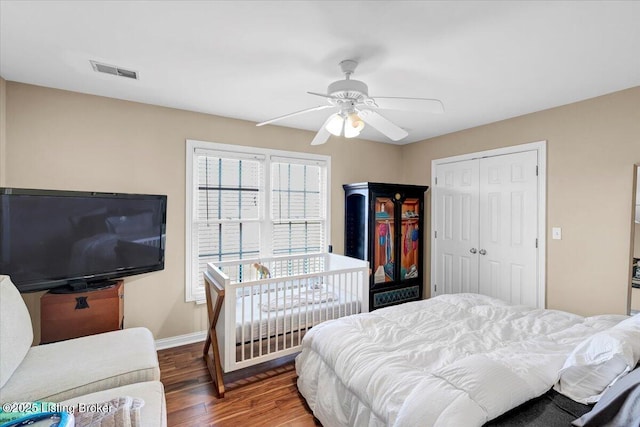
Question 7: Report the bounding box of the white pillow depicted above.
[0,275,34,388]
[554,314,640,404]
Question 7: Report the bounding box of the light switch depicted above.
[552,227,562,240]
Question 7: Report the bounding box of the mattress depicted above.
[234,287,361,344]
[295,293,627,427]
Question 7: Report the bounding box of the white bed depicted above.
[296,293,637,427]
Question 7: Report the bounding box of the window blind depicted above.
[186,141,329,302]
[191,153,264,299]
[271,161,326,255]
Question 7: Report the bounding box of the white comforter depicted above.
[295,293,627,427]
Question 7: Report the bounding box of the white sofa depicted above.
[0,275,167,426]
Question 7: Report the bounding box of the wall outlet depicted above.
[552,227,562,240]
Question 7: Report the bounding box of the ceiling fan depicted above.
[256,59,444,145]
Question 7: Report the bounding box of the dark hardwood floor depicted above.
[158,342,321,426]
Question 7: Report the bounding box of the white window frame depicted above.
[185,139,331,303]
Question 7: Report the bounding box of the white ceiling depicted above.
[1,1,639,144]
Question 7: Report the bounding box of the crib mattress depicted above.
[233,289,360,344]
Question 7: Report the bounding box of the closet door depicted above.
[434,159,480,294]
[433,150,540,307]
[478,151,539,307]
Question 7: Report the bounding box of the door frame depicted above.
[628,164,639,315]
[430,140,547,308]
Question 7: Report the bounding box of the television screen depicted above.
[0,188,167,292]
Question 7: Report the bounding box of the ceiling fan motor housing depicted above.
[327,79,369,100]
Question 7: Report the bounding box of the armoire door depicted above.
[433,150,540,307]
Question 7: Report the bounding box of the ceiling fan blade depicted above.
[256,105,333,127]
[310,115,336,145]
[307,91,338,100]
[358,109,409,141]
[368,96,444,113]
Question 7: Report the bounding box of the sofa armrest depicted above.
[0,327,159,402]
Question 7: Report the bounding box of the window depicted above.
[271,159,326,255]
[186,140,330,302]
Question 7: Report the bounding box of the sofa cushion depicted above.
[60,380,166,427]
[0,327,159,402]
[0,275,34,389]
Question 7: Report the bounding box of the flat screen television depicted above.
[0,188,167,293]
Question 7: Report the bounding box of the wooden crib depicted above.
[202,253,369,396]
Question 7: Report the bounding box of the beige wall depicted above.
[632,288,640,312]
[5,81,639,343]
[0,77,6,186]
[635,222,640,258]
[4,82,403,342]
[402,86,640,316]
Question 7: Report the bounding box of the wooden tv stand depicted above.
[40,281,124,344]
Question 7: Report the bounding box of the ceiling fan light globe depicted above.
[325,114,344,136]
[347,113,365,132]
[344,124,361,138]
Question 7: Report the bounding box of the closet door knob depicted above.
[469,248,477,254]
[479,249,487,255]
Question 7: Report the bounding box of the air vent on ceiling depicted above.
[90,60,138,80]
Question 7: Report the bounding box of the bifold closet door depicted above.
[478,151,538,307]
[434,159,480,294]
[434,150,539,307]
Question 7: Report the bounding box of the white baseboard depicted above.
[155,330,207,350]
